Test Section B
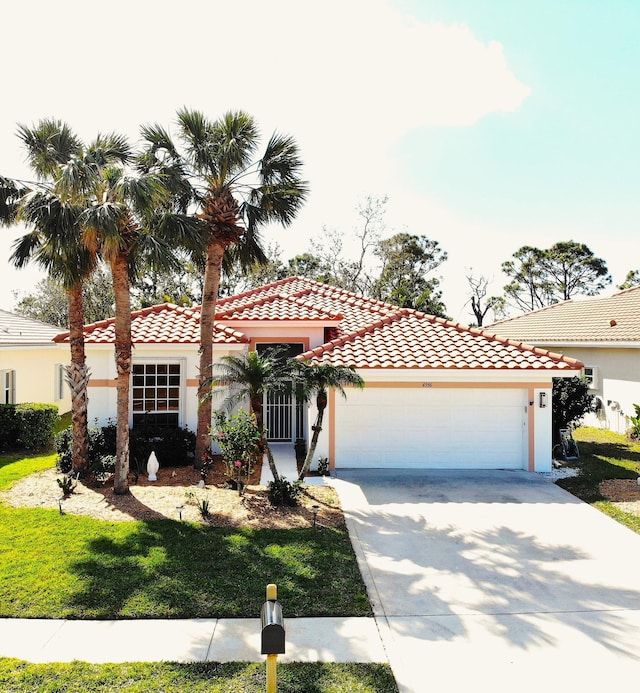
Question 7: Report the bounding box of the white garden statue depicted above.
[147,451,159,481]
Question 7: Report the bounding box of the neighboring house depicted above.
[0,309,71,413]
[486,286,640,433]
[55,277,582,473]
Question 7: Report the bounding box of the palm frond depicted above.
[212,110,260,178]
[87,132,131,167]
[243,180,309,229]
[176,108,215,174]
[0,176,29,225]
[16,119,82,178]
[260,132,305,184]
[152,212,204,252]
[10,231,42,268]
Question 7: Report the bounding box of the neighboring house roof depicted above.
[54,277,582,371]
[0,309,62,346]
[486,287,640,344]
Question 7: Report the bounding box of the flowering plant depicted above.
[212,410,261,491]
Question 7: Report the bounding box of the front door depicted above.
[257,342,305,443]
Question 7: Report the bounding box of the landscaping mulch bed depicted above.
[1,458,342,529]
[599,478,640,516]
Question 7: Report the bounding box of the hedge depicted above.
[0,403,59,450]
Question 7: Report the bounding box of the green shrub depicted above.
[55,425,116,474]
[90,454,116,482]
[55,423,196,474]
[317,456,329,476]
[268,477,303,507]
[0,403,59,450]
[212,410,261,485]
[552,377,594,444]
[0,405,19,451]
[130,426,196,469]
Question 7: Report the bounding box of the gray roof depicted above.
[485,287,640,344]
[0,310,63,346]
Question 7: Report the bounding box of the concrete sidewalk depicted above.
[0,617,387,664]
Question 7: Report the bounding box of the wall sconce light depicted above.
[539,392,548,408]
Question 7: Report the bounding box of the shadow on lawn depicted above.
[67,521,369,620]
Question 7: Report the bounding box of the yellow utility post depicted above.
[260,583,285,693]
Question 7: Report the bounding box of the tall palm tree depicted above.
[83,160,200,494]
[207,349,292,483]
[139,109,308,463]
[0,121,129,474]
[293,360,365,481]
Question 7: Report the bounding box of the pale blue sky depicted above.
[0,0,637,323]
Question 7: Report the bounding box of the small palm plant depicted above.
[293,360,365,481]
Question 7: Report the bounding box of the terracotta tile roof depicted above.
[486,287,640,343]
[57,276,581,370]
[300,309,581,371]
[55,304,248,345]
[216,292,341,322]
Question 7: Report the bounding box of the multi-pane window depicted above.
[132,363,181,428]
[1,370,15,404]
[583,366,598,389]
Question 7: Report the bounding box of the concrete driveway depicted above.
[333,470,640,693]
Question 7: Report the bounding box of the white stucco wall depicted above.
[536,345,639,434]
[0,344,71,413]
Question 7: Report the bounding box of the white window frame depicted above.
[130,358,186,428]
[1,369,16,404]
[583,366,598,389]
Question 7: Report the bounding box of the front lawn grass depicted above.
[0,453,370,619]
[0,660,399,693]
[0,452,57,492]
[557,427,640,533]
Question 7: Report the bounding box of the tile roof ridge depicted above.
[54,302,195,342]
[215,276,314,307]
[487,299,575,328]
[612,285,640,298]
[214,291,342,320]
[301,310,407,358]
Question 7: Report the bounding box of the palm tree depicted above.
[293,360,365,481]
[139,109,308,463]
[0,121,128,474]
[83,160,200,494]
[207,349,292,482]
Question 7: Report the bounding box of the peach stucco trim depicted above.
[329,388,336,472]
[528,386,535,472]
[360,380,552,389]
[88,379,117,387]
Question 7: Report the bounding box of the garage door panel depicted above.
[334,387,526,469]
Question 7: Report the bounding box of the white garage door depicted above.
[334,387,527,469]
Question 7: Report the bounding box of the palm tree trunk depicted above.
[263,439,280,484]
[298,395,327,481]
[111,253,132,495]
[66,285,90,475]
[196,239,225,465]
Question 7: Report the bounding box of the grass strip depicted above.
[0,453,57,492]
[0,659,399,692]
[555,427,640,534]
